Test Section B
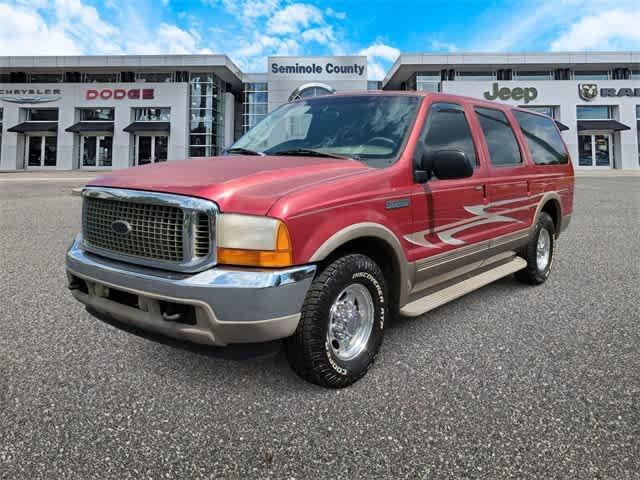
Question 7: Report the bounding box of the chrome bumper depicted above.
[66,235,316,346]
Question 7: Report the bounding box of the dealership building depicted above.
[1,51,640,171]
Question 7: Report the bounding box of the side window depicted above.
[422,102,477,166]
[513,111,569,165]
[474,107,522,167]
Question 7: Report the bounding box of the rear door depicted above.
[473,106,535,240]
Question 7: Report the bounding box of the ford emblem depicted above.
[111,220,132,235]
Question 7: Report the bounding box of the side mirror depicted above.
[426,149,474,180]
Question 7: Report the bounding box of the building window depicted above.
[83,72,120,83]
[80,108,115,121]
[27,108,59,121]
[134,107,171,122]
[576,105,613,120]
[514,70,553,80]
[136,72,174,83]
[573,70,610,81]
[189,72,225,157]
[455,71,496,81]
[519,105,559,119]
[242,82,268,133]
[28,73,64,83]
[367,81,382,90]
[407,72,441,92]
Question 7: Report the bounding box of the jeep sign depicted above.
[483,83,538,103]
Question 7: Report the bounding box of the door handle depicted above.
[474,185,484,191]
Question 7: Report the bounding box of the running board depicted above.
[400,256,527,317]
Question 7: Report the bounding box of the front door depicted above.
[26,135,57,168]
[135,135,168,166]
[408,102,489,259]
[578,133,613,168]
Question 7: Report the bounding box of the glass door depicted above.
[594,135,612,167]
[26,135,57,168]
[135,135,168,166]
[81,135,112,168]
[578,134,612,168]
[27,136,43,167]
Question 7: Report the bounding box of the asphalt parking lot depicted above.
[0,177,638,479]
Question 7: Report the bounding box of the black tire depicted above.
[515,212,556,285]
[285,254,387,388]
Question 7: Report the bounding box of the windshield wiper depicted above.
[226,147,265,156]
[269,148,353,160]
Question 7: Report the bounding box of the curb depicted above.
[71,188,83,196]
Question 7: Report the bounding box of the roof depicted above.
[383,51,640,89]
[0,54,243,87]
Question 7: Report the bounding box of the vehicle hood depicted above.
[87,155,370,216]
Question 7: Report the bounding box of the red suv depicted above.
[67,92,574,387]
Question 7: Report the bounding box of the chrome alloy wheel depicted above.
[327,284,375,361]
[536,228,551,271]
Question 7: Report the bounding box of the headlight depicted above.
[216,214,293,268]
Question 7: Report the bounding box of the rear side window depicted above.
[513,111,569,165]
[422,102,477,166]
[474,107,522,166]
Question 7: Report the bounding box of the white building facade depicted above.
[1,52,639,171]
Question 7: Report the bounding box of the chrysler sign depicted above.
[0,88,62,104]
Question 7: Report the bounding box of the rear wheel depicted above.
[285,254,387,388]
[515,212,555,285]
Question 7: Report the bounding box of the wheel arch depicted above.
[534,193,563,236]
[309,223,410,313]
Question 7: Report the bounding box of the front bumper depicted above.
[66,235,316,346]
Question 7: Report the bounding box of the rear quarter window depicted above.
[513,111,569,165]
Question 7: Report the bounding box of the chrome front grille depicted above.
[83,197,185,263]
[81,188,217,272]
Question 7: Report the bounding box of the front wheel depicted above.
[515,212,556,285]
[285,254,387,388]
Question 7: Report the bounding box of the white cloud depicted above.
[550,9,640,50]
[0,0,214,56]
[325,7,346,20]
[54,0,118,37]
[300,26,335,45]
[0,3,82,55]
[267,3,323,34]
[358,43,400,62]
[358,42,400,80]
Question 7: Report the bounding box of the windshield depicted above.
[230,95,421,167]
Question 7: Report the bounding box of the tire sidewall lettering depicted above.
[325,341,347,375]
[352,271,386,330]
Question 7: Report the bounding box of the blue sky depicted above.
[2,0,640,79]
